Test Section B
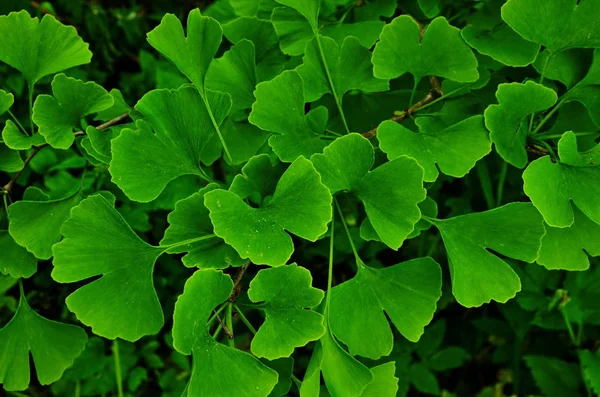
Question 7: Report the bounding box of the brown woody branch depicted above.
[2,112,131,194]
[228,262,250,302]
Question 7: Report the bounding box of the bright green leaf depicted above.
[523,131,600,227]
[311,133,426,249]
[484,81,558,168]
[0,11,92,85]
[248,264,325,359]
[32,74,113,149]
[160,183,244,269]
[378,116,491,182]
[0,89,14,115]
[0,293,87,391]
[173,269,278,396]
[205,156,332,267]
[330,258,442,359]
[581,350,600,395]
[0,143,23,172]
[427,203,545,307]
[372,16,479,83]
[2,121,45,150]
[52,194,164,341]
[360,362,399,397]
[0,231,36,278]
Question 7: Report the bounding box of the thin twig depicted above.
[228,262,250,302]
[2,112,131,194]
[213,308,234,340]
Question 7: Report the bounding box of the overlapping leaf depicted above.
[249,70,329,161]
[172,269,278,396]
[160,183,244,269]
[32,74,113,149]
[372,16,479,83]
[378,116,491,182]
[329,258,442,359]
[524,131,600,227]
[311,134,426,249]
[0,293,87,391]
[427,203,545,307]
[0,10,91,85]
[484,81,558,168]
[205,156,332,266]
[0,231,36,278]
[52,194,165,341]
[247,264,325,359]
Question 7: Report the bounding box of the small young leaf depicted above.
[0,294,87,391]
[428,203,545,307]
[523,131,600,227]
[32,74,113,149]
[205,156,332,267]
[372,16,479,83]
[52,194,164,341]
[311,133,426,249]
[329,258,442,359]
[0,89,14,115]
[378,116,491,182]
[0,11,91,85]
[249,70,328,162]
[160,183,245,269]
[248,264,325,359]
[173,269,278,396]
[484,81,558,168]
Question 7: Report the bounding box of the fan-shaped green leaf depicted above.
[484,81,558,168]
[0,231,36,278]
[0,11,91,85]
[372,16,479,83]
[52,194,165,341]
[160,183,244,269]
[205,156,332,266]
[378,116,491,182]
[311,133,426,249]
[0,293,87,391]
[173,269,278,396]
[2,121,45,150]
[427,203,545,307]
[0,89,14,115]
[32,74,113,149]
[329,258,442,359]
[0,143,22,172]
[248,264,325,359]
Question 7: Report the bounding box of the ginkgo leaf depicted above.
[247,264,325,359]
[296,36,389,103]
[249,70,328,162]
[228,154,286,206]
[230,0,278,18]
[275,0,319,30]
[8,190,83,260]
[311,133,426,250]
[461,0,540,67]
[426,203,545,307]
[160,183,245,269]
[110,86,231,202]
[501,0,600,54]
[0,89,14,115]
[360,362,399,397]
[52,194,165,341]
[378,116,491,182]
[205,156,332,267]
[300,328,374,397]
[0,143,23,172]
[329,258,442,359]
[2,121,45,150]
[0,293,87,391]
[484,81,558,168]
[0,10,92,85]
[0,231,36,278]
[372,16,479,83]
[533,49,592,89]
[537,206,600,271]
[32,74,114,149]
[581,350,600,395]
[523,131,600,227]
[173,269,278,396]
[206,39,257,114]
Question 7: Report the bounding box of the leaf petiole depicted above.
[233,303,257,334]
[159,234,217,251]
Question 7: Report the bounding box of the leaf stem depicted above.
[560,306,578,346]
[314,34,350,134]
[496,161,508,208]
[538,131,600,140]
[531,97,567,135]
[200,93,233,163]
[475,161,494,209]
[234,303,257,334]
[7,109,29,136]
[409,77,420,109]
[207,302,228,326]
[325,203,335,318]
[226,303,235,347]
[333,197,361,264]
[112,340,124,397]
[159,234,216,251]
[28,83,34,136]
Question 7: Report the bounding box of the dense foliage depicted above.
[1,0,600,396]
